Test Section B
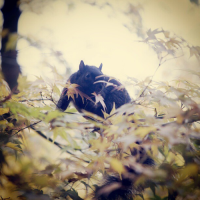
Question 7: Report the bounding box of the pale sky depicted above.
[16,0,200,96]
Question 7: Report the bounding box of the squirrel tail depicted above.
[93,145,155,200]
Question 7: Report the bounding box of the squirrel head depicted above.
[74,60,105,95]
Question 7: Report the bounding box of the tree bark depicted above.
[1,0,21,91]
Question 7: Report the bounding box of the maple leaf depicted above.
[110,158,126,179]
[64,82,79,101]
[189,46,200,59]
[64,81,94,103]
[165,38,182,49]
[92,92,106,111]
[145,28,162,42]
[94,80,116,88]
[163,30,170,38]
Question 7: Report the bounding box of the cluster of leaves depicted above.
[1,32,200,200]
[143,28,200,59]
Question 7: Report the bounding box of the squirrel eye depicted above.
[85,73,91,79]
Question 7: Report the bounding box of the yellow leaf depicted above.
[90,137,110,153]
[0,120,7,125]
[45,110,64,122]
[0,79,10,99]
[53,84,61,96]
[64,82,79,101]
[151,145,158,157]
[134,127,156,138]
[5,33,18,51]
[178,164,198,182]
[53,127,68,142]
[110,102,116,115]
[87,156,106,174]
[103,110,110,119]
[0,107,9,115]
[166,152,184,166]
[110,158,125,179]
[181,164,198,177]
[64,82,93,103]
[6,142,21,151]
[175,153,185,166]
[176,115,184,124]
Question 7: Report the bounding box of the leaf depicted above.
[94,80,116,88]
[64,82,80,101]
[163,31,170,38]
[151,145,159,157]
[110,158,125,179]
[111,84,125,92]
[0,107,9,115]
[18,75,31,91]
[53,127,80,149]
[189,46,200,59]
[145,28,162,41]
[176,115,184,124]
[177,164,198,182]
[166,152,185,166]
[5,33,18,51]
[52,84,60,96]
[6,142,22,151]
[134,127,156,138]
[92,92,106,111]
[90,137,110,153]
[110,102,116,115]
[64,81,93,103]
[0,79,11,99]
[45,110,65,122]
[80,180,93,190]
[165,38,182,49]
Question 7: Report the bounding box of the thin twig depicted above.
[40,92,47,106]
[13,117,90,163]
[50,89,57,105]
[13,120,42,136]
[18,98,52,102]
[30,126,90,164]
[161,53,184,65]
[139,57,163,98]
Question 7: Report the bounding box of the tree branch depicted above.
[18,98,52,102]
[13,120,42,135]
[30,126,90,164]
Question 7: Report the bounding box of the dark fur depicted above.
[94,146,155,200]
[57,60,131,118]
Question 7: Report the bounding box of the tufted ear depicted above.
[79,60,85,71]
[99,63,103,71]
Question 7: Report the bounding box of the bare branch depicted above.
[30,126,90,164]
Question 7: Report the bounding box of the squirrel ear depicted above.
[99,63,103,71]
[79,60,85,71]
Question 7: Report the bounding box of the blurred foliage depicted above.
[1,28,200,200]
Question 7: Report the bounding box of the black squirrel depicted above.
[57,61,154,200]
[57,60,131,118]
